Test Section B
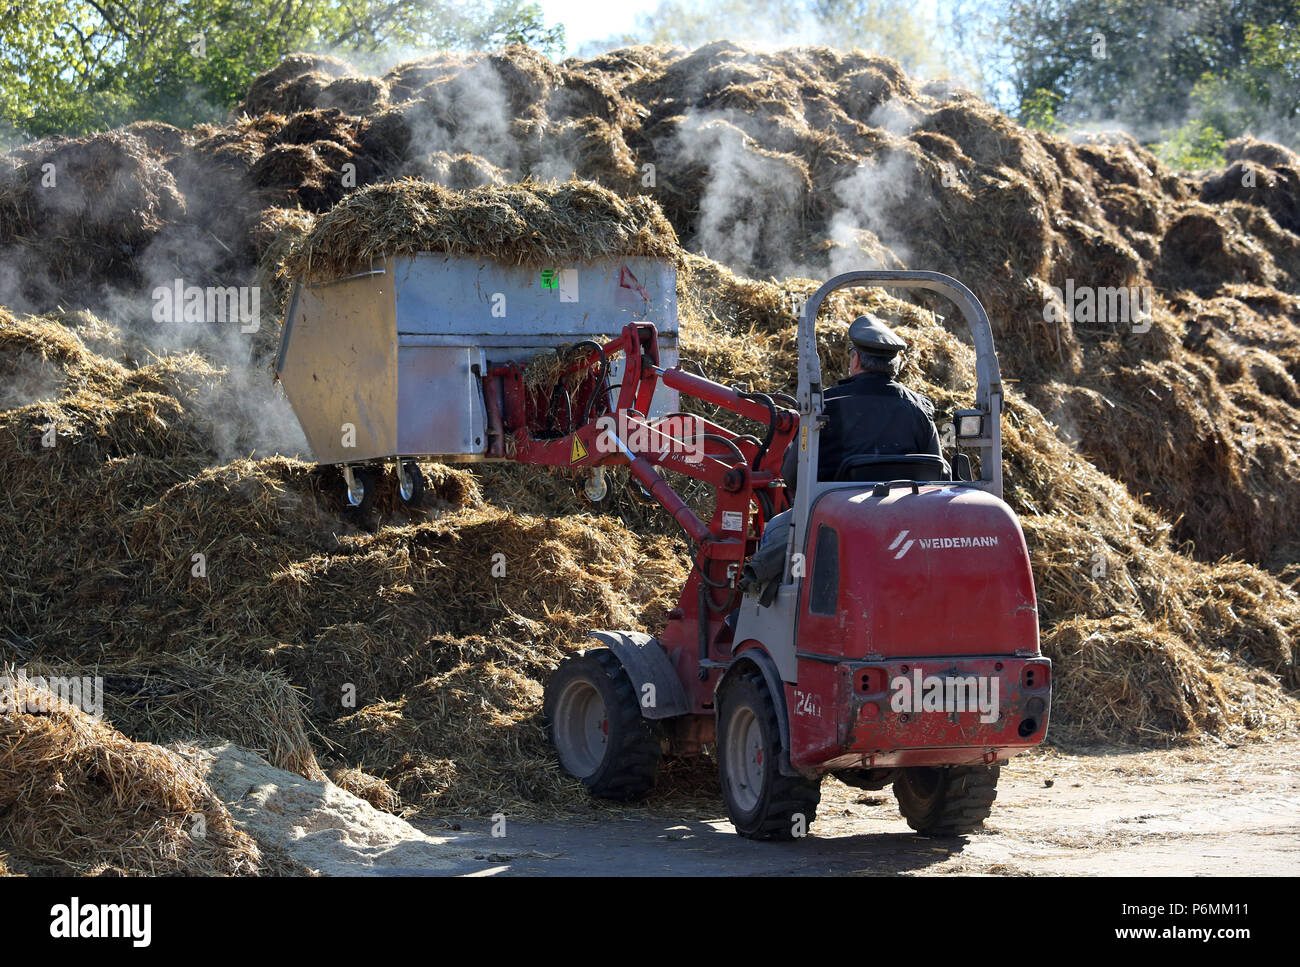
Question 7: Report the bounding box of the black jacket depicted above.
[781,373,941,492]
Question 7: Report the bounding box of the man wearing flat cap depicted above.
[779,313,942,493]
[740,314,942,606]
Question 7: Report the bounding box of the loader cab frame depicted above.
[732,271,1007,683]
[786,270,1006,581]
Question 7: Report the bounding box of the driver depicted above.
[780,313,941,493]
[740,314,941,606]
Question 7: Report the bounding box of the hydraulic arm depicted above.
[482,321,798,705]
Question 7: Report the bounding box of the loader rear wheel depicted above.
[718,673,820,841]
[544,649,660,800]
[893,764,1000,835]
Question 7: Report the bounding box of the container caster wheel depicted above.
[341,466,379,515]
[398,461,426,506]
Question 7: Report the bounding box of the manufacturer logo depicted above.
[888,530,999,559]
[888,529,914,559]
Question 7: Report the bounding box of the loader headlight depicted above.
[955,410,985,439]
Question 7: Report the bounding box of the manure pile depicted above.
[2,42,1299,874]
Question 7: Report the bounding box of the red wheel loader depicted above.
[276,261,1050,840]
[532,270,1048,840]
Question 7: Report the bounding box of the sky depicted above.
[538,0,663,53]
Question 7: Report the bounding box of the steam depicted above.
[0,355,65,410]
[402,65,524,175]
[826,150,919,276]
[0,140,310,462]
[671,112,807,274]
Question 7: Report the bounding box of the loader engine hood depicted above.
[801,484,1039,659]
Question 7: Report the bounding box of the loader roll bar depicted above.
[788,270,1006,581]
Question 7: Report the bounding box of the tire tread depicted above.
[719,672,820,841]
[894,764,1000,835]
[544,648,660,801]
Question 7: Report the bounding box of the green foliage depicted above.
[1155,118,1227,170]
[1020,88,1065,132]
[1184,16,1300,146]
[0,0,564,140]
[996,0,1300,147]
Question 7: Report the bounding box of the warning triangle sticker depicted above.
[571,435,588,463]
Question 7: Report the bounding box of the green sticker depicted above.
[540,268,558,289]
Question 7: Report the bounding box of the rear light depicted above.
[1022,664,1049,689]
[854,667,887,695]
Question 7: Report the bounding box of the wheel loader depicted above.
[276,260,1050,840]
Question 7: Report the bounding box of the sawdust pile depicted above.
[0,673,265,875]
[199,742,473,875]
[1,42,1299,871]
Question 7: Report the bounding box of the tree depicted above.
[0,0,564,139]
[810,0,956,76]
[995,0,1300,142]
[603,0,814,51]
[1186,14,1300,147]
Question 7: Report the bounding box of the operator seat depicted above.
[834,452,950,483]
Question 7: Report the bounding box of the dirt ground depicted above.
[409,738,1300,876]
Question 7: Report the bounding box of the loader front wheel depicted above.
[893,764,1000,835]
[718,673,820,841]
[544,649,660,800]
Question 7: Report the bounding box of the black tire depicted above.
[341,467,380,516]
[717,672,820,840]
[893,764,1000,835]
[543,649,660,800]
[397,462,426,505]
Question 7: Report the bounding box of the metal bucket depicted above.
[275,254,680,464]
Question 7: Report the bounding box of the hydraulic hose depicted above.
[570,340,609,427]
[737,390,777,471]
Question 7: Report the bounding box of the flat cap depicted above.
[848,313,907,356]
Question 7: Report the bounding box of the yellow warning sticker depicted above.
[571,435,588,463]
